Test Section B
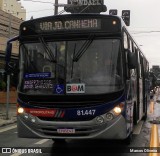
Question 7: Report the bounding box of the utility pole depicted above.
[6,0,12,120]
[54,0,58,15]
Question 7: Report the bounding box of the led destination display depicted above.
[20,16,121,36]
[35,19,101,32]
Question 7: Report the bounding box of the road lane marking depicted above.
[10,153,21,156]
[35,139,49,144]
[133,121,144,135]
[149,124,159,156]
[150,100,154,114]
[0,125,17,133]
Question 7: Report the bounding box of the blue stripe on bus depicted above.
[17,93,126,120]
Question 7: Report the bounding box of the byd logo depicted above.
[66,84,85,93]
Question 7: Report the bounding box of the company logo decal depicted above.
[25,108,65,118]
[66,83,85,93]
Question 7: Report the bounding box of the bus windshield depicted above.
[19,39,124,95]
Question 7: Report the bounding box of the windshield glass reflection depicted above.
[18,39,123,95]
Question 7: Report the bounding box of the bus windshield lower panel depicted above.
[19,39,123,95]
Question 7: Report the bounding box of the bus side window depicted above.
[138,51,142,78]
[123,32,128,49]
[124,32,130,78]
[129,39,132,52]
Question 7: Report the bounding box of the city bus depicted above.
[5,13,150,144]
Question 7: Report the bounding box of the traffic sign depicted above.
[64,0,107,13]
[109,9,118,15]
[122,10,130,26]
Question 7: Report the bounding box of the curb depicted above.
[0,118,17,127]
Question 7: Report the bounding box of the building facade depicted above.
[0,0,25,92]
[0,9,24,87]
[0,0,26,20]
[0,9,23,53]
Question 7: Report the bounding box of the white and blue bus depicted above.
[5,13,150,144]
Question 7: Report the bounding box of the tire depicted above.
[142,105,147,121]
[142,106,147,121]
[142,97,148,121]
[133,103,138,125]
[124,132,133,145]
[142,113,147,121]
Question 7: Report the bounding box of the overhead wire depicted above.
[23,0,54,4]
[17,2,101,15]
[131,31,160,34]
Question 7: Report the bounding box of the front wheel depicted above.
[142,111,147,121]
[142,97,148,121]
[124,132,133,145]
[133,103,138,125]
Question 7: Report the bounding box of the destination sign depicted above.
[67,0,104,5]
[65,0,106,13]
[35,19,101,32]
[20,16,121,36]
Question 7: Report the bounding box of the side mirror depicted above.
[4,36,19,74]
[127,50,137,69]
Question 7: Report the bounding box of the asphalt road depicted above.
[1,97,159,156]
[0,119,151,156]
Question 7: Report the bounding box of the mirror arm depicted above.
[7,36,19,44]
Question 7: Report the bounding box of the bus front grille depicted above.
[36,126,102,137]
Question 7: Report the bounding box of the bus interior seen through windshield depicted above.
[19,38,123,95]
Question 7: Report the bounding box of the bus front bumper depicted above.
[17,114,127,140]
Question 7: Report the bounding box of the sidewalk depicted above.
[0,91,17,127]
[0,103,17,127]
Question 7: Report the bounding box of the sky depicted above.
[19,0,160,68]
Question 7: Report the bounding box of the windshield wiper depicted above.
[71,43,77,79]
[70,35,94,80]
[73,34,94,62]
[39,37,56,63]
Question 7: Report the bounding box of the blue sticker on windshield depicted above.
[24,72,51,79]
[54,85,64,94]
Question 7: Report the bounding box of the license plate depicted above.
[57,129,75,134]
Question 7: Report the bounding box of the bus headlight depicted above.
[18,107,24,114]
[106,113,114,121]
[96,116,104,124]
[24,113,29,119]
[30,115,36,123]
[113,103,124,116]
[95,103,125,124]
[113,106,122,115]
